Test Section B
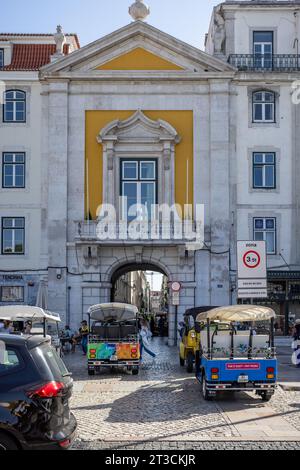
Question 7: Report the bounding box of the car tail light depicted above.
[27,381,65,398]
[131,348,137,354]
[211,368,219,374]
[58,439,71,449]
[267,367,275,379]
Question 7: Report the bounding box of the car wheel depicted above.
[88,369,95,376]
[201,374,212,401]
[0,433,19,451]
[179,357,185,367]
[186,352,194,373]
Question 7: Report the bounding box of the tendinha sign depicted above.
[94,201,205,251]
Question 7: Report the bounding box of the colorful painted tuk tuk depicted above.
[87,303,140,376]
[195,305,277,401]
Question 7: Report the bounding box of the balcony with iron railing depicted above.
[228,54,300,72]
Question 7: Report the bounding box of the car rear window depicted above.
[32,343,70,381]
[0,340,22,376]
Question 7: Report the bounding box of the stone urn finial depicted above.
[129,0,150,21]
[54,24,66,55]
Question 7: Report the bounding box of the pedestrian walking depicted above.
[79,320,89,356]
[139,319,156,361]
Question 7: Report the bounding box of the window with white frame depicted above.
[0,49,4,68]
[3,90,26,123]
[1,286,24,302]
[121,160,157,221]
[1,218,25,254]
[253,152,276,189]
[2,153,25,188]
[253,218,276,254]
[253,91,275,123]
[253,31,273,70]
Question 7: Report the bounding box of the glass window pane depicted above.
[15,91,25,100]
[141,162,155,179]
[3,154,13,163]
[266,232,275,253]
[254,103,263,121]
[123,162,137,179]
[3,230,12,253]
[266,219,275,229]
[254,231,264,241]
[265,92,275,103]
[253,92,263,102]
[15,174,24,187]
[265,103,274,121]
[5,91,14,100]
[254,167,263,187]
[16,111,25,122]
[3,219,13,228]
[265,153,275,164]
[14,230,24,253]
[5,111,14,121]
[14,219,24,228]
[265,166,275,187]
[253,32,273,43]
[4,173,13,188]
[255,219,264,229]
[15,154,25,163]
[254,153,263,164]
[141,182,155,206]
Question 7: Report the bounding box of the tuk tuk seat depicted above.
[252,335,269,349]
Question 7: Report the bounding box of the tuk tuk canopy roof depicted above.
[184,306,219,319]
[88,303,138,322]
[196,305,276,323]
[0,306,61,323]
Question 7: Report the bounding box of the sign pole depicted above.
[174,305,178,347]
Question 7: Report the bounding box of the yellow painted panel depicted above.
[96,47,184,71]
[85,110,193,219]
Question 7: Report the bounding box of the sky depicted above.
[1,0,221,50]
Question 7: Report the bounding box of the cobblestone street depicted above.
[65,338,300,450]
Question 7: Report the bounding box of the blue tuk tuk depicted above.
[195,305,277,401]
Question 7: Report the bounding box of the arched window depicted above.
[252,90,275,123]
[3,90,26,123]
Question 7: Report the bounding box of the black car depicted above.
[0,334,77,450]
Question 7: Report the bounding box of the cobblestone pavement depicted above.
[64,338,300,450]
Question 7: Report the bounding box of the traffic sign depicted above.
[237,241,267,299]
[171,281,181,292]
[172,292,180,306]
[238,289,268,299]
[237,241,267,280]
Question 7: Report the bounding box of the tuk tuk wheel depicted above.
[88,369,95,376]
[132,368,139,376]
[180,356,185,367]
[201,374,212,401]
[186,352,194,373]
[261,391,273,402]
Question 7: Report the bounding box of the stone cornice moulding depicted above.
[97,109,181,145]
[39,21,235,77]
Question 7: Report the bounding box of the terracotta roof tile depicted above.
[2,43,70,71]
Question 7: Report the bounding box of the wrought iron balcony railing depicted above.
[229,54,300,72]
